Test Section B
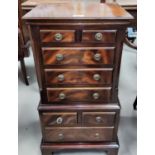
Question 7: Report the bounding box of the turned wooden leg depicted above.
[107,149,118,155]
[20,59,29,85]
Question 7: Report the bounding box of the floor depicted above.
[18,44,137,155]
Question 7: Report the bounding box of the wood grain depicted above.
[43,126,114,142]
[44,68,113,85]
[82,112,116,126]
[40,112,77,127]
[42,47,115,65]
[40,30,75,43]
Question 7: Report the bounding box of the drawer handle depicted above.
[95,133,100,138]
[96,116,102,123]
[59,93,66,100]
[93,93,100,100]
[58,133,64,139]
[95,32,103,41]
[58,74,64,81]
[56,117,63,124]
[56,54,64,61]
[55,33,63,41]
[94,53,101,61]
[93,74,101,81]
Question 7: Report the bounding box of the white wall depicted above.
[119,45,137,117]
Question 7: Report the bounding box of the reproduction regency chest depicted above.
[23,2,133,155]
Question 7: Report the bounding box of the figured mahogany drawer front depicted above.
[41,112,77,127]
[82,30,116,43]
[44,68,113,85]
[47,87,112,102]
[42,47,115,66]
[40,30,75,43]
[43,127,114,142]
[82,112,116,126]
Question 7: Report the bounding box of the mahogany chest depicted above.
[23,2,133,155]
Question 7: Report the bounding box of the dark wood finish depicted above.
[44,68,113,86]
[43,126,114,142]
[42,47,115,66]
[40,112,77,127]
[82,112,116,126]
[18,29,29,85]
[40,30,75,43]
[41,140,119,155]
[23,2,133,155]
[46,87,112,102]
[82,30,116,43]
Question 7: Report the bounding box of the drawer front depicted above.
[47,87,112,102]
[42,47,115,65]
[40,112,77,126]
[40,30,75,43]
[82,112,116,126]
[82,30,116,43]
[43,127,114,142]
[44,68,113,85]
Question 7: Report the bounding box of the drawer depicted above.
[47,87,112,102]
[44,68,113,85]
[40,30,75,43]
[82,30,116,43]
[40,112,77,127]
[43,127,114,142]
[42,47,115,65]
[82,112,116,126]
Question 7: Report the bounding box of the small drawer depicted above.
[82,112,116,126]
[43,127,114,142]
[44,68,113,85]
[40,30,75,43]
[40,112,77,126]
[82,30,116,43]
[42,47,115,66]
[46,87,112,102]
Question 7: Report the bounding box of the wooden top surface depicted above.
[23,2,133,20]
[22,0,137,7]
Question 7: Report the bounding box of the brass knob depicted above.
[96,116,102,123]
[59,93,66,100]
[56,117,63,124]
[58,74,64,81]
[55,33,63,41]
[93,93,100,100]
[95,133,100,138]
[56,54,64,61]
[94,53,101,61]
[58,133,64,139]
[93,74,101,81]
[95,32,103,41]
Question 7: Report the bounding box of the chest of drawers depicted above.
[23,2,133,155]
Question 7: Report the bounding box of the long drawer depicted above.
[44,68,113,85]
[43,127,114,142]
[42,47,115,66]
[46,87,112,102]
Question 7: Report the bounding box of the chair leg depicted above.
[20,59,29,85]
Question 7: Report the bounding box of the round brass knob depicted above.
[56,117,63,124]
[93,93,100,100]
[59,93,66,100]
[55,33,63,41]
[58,133,64,139]
[95,133,100,138]
[94,53,101,61]
[93,74,101,81]
[58,74,64,81]
[56,54,64,61]
[95,32,103,41]
[96,116,102,123]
